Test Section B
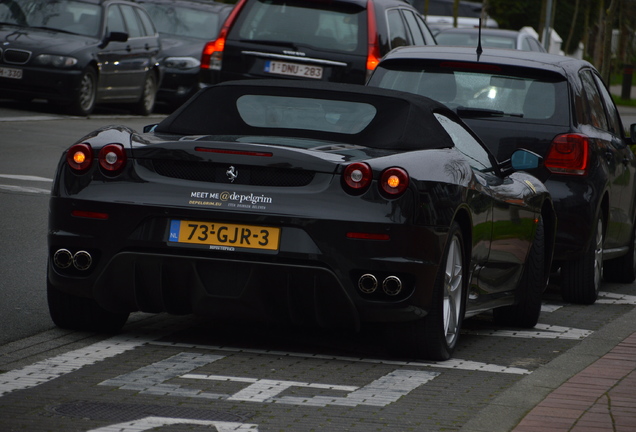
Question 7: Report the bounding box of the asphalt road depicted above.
[0,98,635,432]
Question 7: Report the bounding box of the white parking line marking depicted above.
[148,341,531,375]
[0,174,53,182]
[463,323,593,340]
[597,291,636,305]
[0,334,154,397]
[101,353,440,407]
[0,184,50,194]
[88,417,259,432]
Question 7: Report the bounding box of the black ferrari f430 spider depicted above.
[48,80,555,360]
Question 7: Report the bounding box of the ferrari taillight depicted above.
[343,162,372,194]
[365,0,381,80]
[545,133,589,175]
[380,167,409,197]
[201,0,247,70]
[66,143,93,172]
[98,144,127,173]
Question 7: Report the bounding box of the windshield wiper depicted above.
[456,106,524,118]
[29,26,80,35]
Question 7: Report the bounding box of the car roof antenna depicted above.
[476,18,483,60]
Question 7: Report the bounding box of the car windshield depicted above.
[142,3,224,40]
[233,0,364,53]
[0,0,101,37]
[236,95,376,134]
[374,66,569,126]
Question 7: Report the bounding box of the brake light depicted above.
[365,0,381,77]
[439,61,502,72]
[201,0,247,70]
[380,167,409,197]
[343,162,372,194]
[66,143,93,172]
[545,133,589,175]
[98,144,127,173]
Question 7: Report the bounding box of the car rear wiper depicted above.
[243,39,297,49]
[456,106,524,118]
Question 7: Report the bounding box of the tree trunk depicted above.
[601,0,618,83]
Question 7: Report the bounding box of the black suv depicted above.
[199,0,436,86]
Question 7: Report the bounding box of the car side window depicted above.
[107,5,126,34]
[387,9,409,49]
[579,70,609,131]
[120,4,143,38]
[592,73,623,137]
[402,10,425,45]
[434,113,494,172]
[414,13,436,45]
[135,7,156,37]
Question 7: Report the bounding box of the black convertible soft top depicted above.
[155,79,459,150]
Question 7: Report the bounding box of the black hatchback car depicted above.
[368,46,636,305]
[0,0,162,116]
[199,0,436,86]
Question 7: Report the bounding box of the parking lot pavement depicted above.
[459,303,636,432]
[505,86,636,432]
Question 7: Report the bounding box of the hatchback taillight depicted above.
[201,0,247,70]
[365,0,381,79]
[545,133,589,175]
[66,143,93,173]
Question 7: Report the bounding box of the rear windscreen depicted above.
[237,95,376,134]
[232,0,365,53]
[373,65,569,126]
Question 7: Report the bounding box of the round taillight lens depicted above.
[98,144,127,173]
[343,162,372,193]
[380,167,409,197]
[66,143,93,172]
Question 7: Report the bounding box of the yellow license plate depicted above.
[169,220,280,250]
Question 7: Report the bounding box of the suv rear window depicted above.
[231,0,365,53]
[374,65,569,126]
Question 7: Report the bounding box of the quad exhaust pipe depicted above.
[357,273,402,295]
[53,249,92,271]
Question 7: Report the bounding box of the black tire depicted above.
[132,72,157,116]
[603,223,636,283]
[47,279,129,333]
[493,216,545,328]
[561,215,603,305]
[68,67,97,116]
[400,222,466,361]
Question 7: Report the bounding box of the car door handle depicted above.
[126,45,132,52]
[144,43,151,50]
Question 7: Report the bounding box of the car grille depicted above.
[148,160,315,187]
[3,49,31,64]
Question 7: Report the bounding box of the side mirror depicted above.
[510,149,542,170]
[99,31,129,48]
[143,124,158,133]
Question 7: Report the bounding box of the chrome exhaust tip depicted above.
[73,250,92,271]
[358,273,378,293]
[382,276,402,296]
[53,249,73,269]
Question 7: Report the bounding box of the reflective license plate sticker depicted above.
[264,60,323,79]
[0,67,22,79]
[169,220,280,251]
